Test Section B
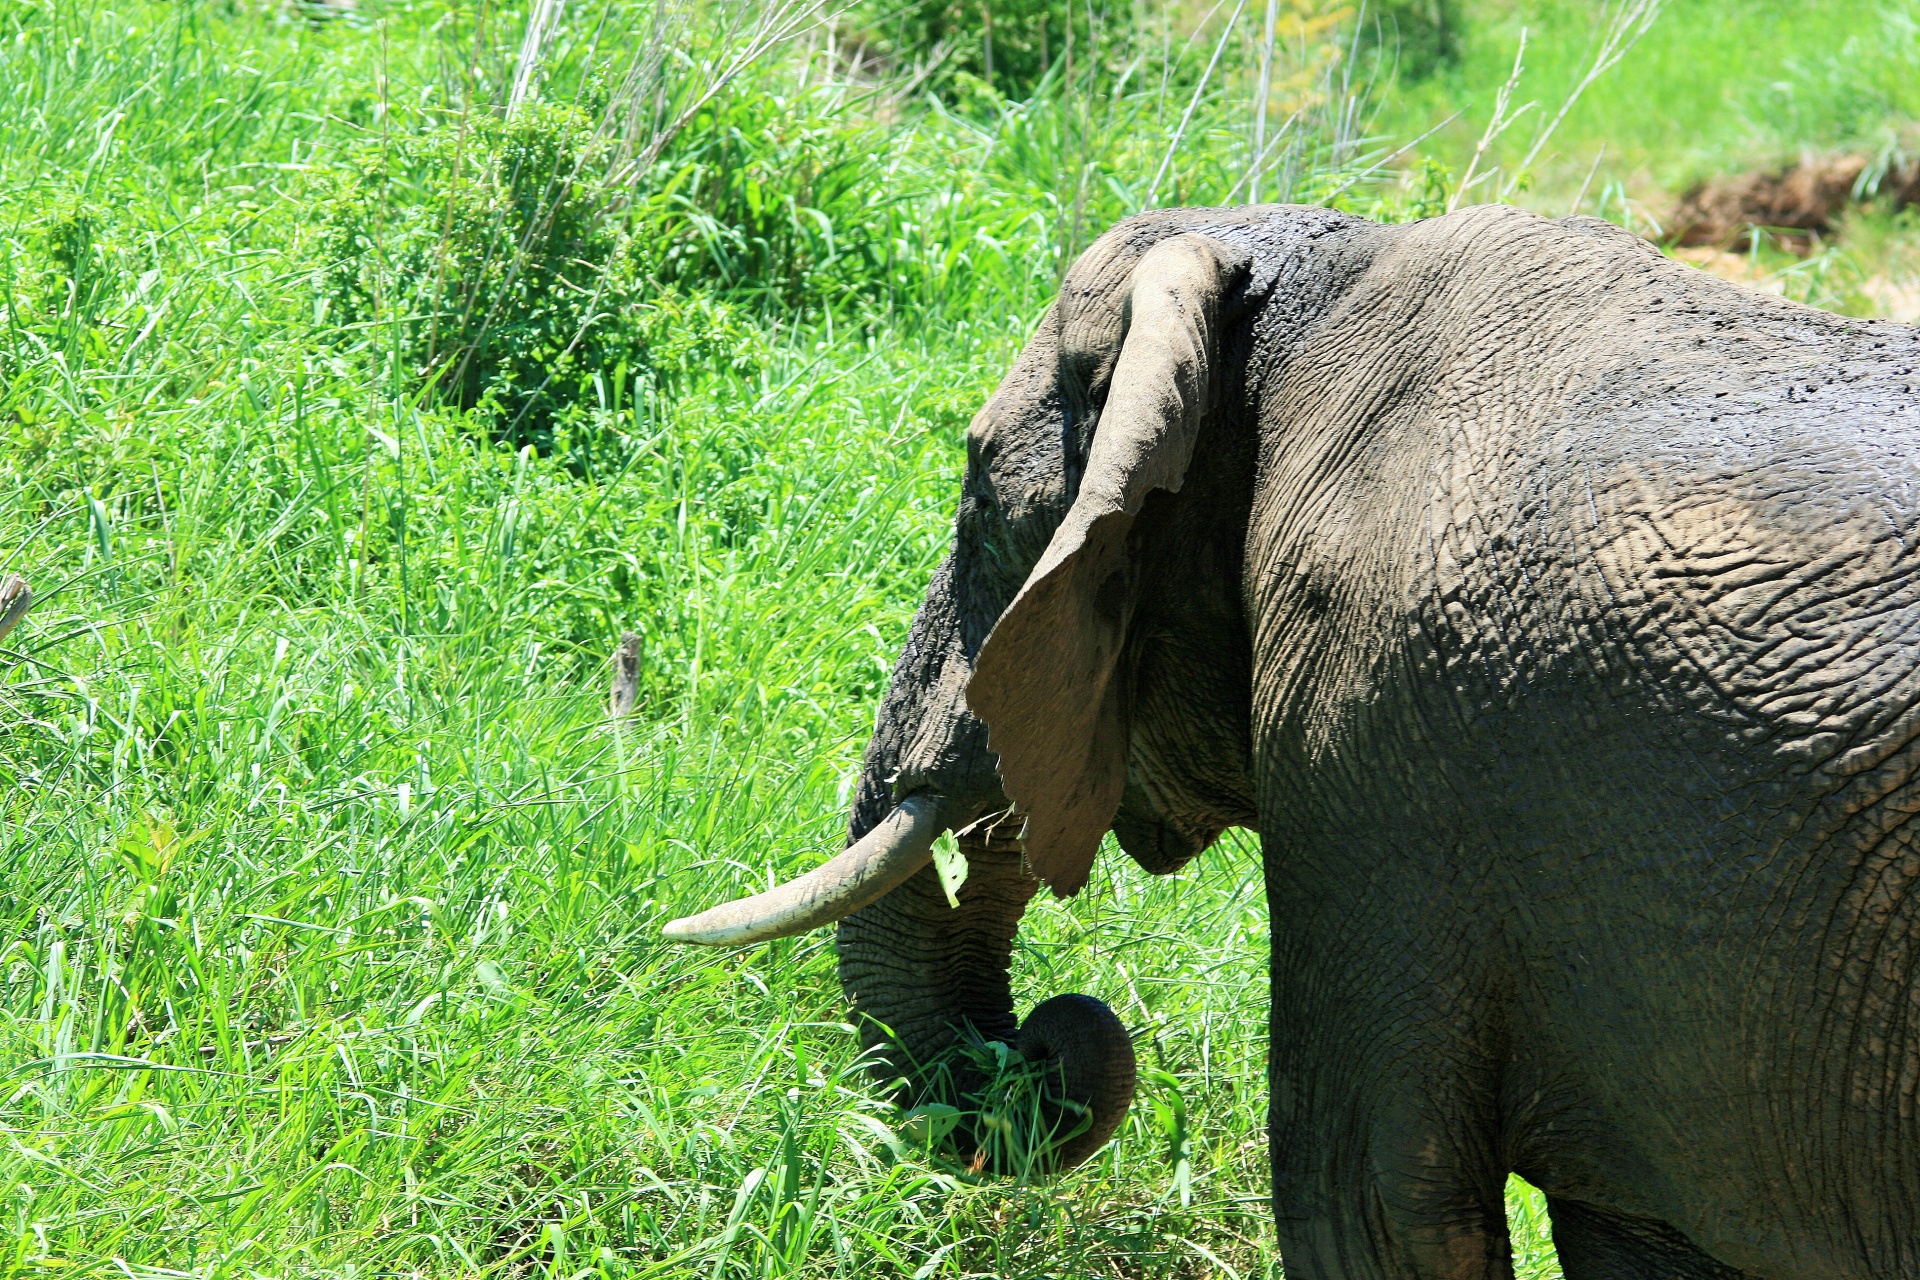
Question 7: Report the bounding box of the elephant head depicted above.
[666,208,1369,1168]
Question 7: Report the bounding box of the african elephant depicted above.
[667,203,1920,1278]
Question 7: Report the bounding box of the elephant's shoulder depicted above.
[1363,205,1670,302]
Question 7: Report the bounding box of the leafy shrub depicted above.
[319,78,951,450]
[1369,0,1459,81]
[321,102,768,452]
[851,0,1120,97]
[311,0,1385,459]
[648,83,923,309]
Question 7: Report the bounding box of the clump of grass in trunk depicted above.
[900,1027,1097,1180]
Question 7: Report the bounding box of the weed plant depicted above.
[0,0,1597,1274]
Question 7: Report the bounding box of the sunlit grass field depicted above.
[0,0,1907,1273]
[0,1,1353,1272]
[1384,0,1920,198]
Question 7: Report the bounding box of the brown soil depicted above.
[1667,153,1920,250]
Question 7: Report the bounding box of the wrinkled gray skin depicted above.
[834,202,1920,1277]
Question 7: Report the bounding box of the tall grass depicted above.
[0,0,1588,1273]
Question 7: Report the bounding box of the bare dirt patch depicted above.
[1669,246,1786,290]
[1861,274,1920,323]
[1667,153,1920,250]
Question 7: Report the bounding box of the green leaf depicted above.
[899,1103,962,1149]
[930,832,968,909]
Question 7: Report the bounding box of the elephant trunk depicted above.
[837,815,1136,1171]
[664,559,1137,1169]
[835,823,1031,1068]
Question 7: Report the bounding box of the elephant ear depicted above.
[967,233,1250,896]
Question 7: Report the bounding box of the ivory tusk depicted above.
[663,792,945,946]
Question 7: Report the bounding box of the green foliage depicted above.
[1744,9,1920,156]
[644,81,923,307]
[306,0,1372,460]
[1508,1175,1562,1279]
[320,103,767,451]
[1383,0,1920,199]
[316,72,1041,452]
[853,0,1123,97]
[1366,0,1460,81]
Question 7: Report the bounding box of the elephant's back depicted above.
[1248,202,1920,763]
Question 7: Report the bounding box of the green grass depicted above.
[1370,0,1920,325]
[0,0,1828,1271]
[0,0,1331,1272]
[1383,0,1920,207]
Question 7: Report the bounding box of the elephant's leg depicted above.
[1547,1199,1749,1280]
[1269,1143,1514,1277]
[1271,1067,1514,1279]
[1267,854,1513,1276]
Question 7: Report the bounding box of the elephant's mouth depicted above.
[665,803,1137,1172]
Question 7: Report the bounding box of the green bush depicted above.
[321,104,758,452]
[319,81,953,450]
[643,84,925,308]
[854,0,1123,97]
[1368,0,1459,80]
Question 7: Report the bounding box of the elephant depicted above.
[666,202,1920,1278]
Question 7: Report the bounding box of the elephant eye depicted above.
[960,477,1000,519]
[957,488,1011,565]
